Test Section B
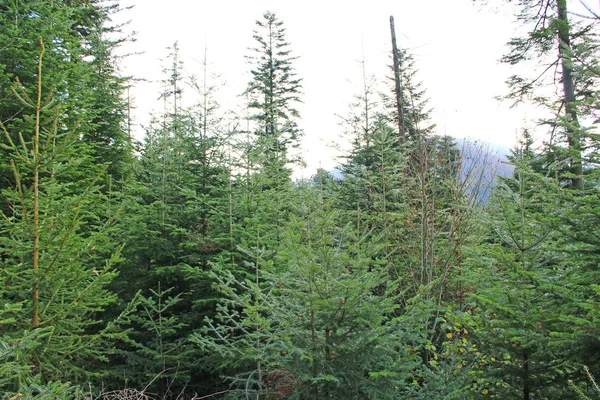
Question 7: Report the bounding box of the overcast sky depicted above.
[115,0,532,175]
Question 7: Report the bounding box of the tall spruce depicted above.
[245,11,302,184]
[195,181,412,399]
[110,44,232,396]
[336,39,483,397]
[475,3,600,395]
[385,21,434,143]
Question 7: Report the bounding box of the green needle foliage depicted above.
[0,38,131,394]
[107,42,233,396]
[245,11,303,185]
[0,4,598,399]
[467,134,581,398]
[195,182,406,399]
[570,366,600,399]
[0,0,133,191]
[114,284,191,396]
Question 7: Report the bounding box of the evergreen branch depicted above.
[39,107,64,163]
[10,80,35,109]
[0,121,28,162]
[43,167,110,275]
[40,246,123,328]
[585,365,600,393]
[8,159,30,228]
[61,289,142,357]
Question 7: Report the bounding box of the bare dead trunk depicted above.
[390,16,406,142]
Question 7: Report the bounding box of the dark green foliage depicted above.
[383,47,434,141]
[0,39,130,393]
[333,46,487,398]
[1,4,599,399]
[195,183,410,399]
[464,133,597,398]
[0,0,132,192]
[569,366,600,399]
[113,285,192,395]
[245,11,302,184]
[105,44,234,396]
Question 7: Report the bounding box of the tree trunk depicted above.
[389,16,406,142]
[32,38,45,330]
[557,0,584,190]
[522,351,530,400]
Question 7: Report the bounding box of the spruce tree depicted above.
[195,181,413,399]
[383,45,434,142]
[0,38,129,392]
[215,14,304,360]
[467,133,580,399]
[336,38,484,396]
[109,43,233,396]
[0,0,132,191]
[475,2,600,394]
[245,11,302,185]
[490,0,600,190]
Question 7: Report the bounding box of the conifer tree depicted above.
[218,14,304,351]
[0,0,133,191]
[0,38,129,391]
[337,39,485,396]
[490,0,600,190]
[383,45,434,142]
[195,181,417,399]
[245,11,302,184]
[109,43,233,395]
[337,60,407,260]
[476,3,600,393]
[468,132,580,399]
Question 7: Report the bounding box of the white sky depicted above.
[115,0,533,175]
